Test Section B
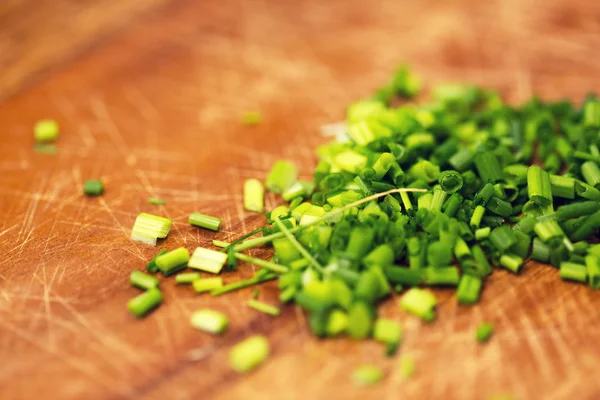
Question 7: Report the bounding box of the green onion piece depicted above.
[176,272,201,284]
[400,288,436,322]
[472,245,492,277]
[188,247,227,274]
[474,151,503,183]
[211,273,277,296]
[347,301,374,339]
[353,365,384,386]
[527,165,552,206]
[427,241,452,267]
[398,356,416,378]
[131,213,172,245]
[457,274,483,305]
[189,212,222,232]
[556,201,600,220]
[585,255,600,289]
[383,266,423,286]
[130,270,159,290]
[470,205,486,229]
[423,267,460,286]
[499,254,523,273]
[279,286,297,303]
[575,180,600,200]
[409,160,440,183]
[581,161,600,189]
[583,100,600,127]
[513,214,537,234]
[148,197,165,205]
[438,170,463,193]
[235,253,289,274]
[229,335,270,373]
[448,148,473,172]
[242,111,262,126]
[443,193,463,217]
[128,288,162,318]
[326,309,348,336]
[363,244,395,267]
[190,309,229,334]
[549,175,575,199]
[193,277,224,293]
[274,217,324,272]
[265,160,298,193]
[475,227,491,241]
[146,249,168,273]
[212,239,229,248]
[486,197,513,217]
[559,262,587,283]
[373,318,402,346]
[476,322,494,343]
[34,119,59,142]
[570,210,600,241]
[83,179,104,196]
[474,183,495,206]
[244,179,265,213]
[248,299,280,316]
[454,237,471,261]
[33,143,57,155]
[156,247,190,276]
[371,152,395,180]
[489,225,517,252]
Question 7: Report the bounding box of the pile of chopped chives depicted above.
[125,65,600,381]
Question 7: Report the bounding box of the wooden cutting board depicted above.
[2,0,600,399]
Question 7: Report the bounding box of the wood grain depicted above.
[1,0,600,399]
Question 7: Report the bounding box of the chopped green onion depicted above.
[559,262,587,283]
[148,197,165,205]
[474,151,503,183]
[489,225,517,252]
[398,357,415,378]
[188,247,227,274]
[438,170,463,193]
[373,318,402,347]
[423,267,460,286]
[83,179,104,196]
[570,210,600,241]
[475,227,491,241]
[585,255,600,289]
[242,111,262,126]
[248,299,280,316]
[189,212,222,232]
[265,160,298,193]
[156,247,190,276]
[457,274,483,305]
[244,179,264,213]
[33,143,57,155]
[130,270,159,290]
[347,301,374,339]
[326,309,348,336]
[499,254,523,273]
[211,273,277,296]
[34,119,59,142]
[235,253,289,274]
[400,288,436,322]
[146,249,168,273]
[176,272,201,284]
[581,161,600,189]
[212,239,229,248]
[476,322,494,343]
[527,165,552,206]
[128,288,162,318]
[274,217,324,272]
[353,365,384,386]
[193,277,224,293]
[228,335,270,373]
[131,213,172,245]
[190,309,229,334]
[549,175,575,199]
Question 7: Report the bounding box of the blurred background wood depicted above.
[1,0,600,399]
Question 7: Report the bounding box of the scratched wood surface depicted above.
[1,0,600,399]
